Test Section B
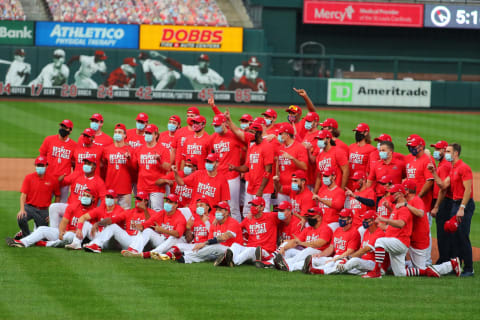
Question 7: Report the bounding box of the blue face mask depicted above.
[304,121,313,130]
[83,164,92,173]
[445,153,453,162]
[144,134,153,143]
[433,150,441,161]
[317,140,325,149]
[90,122,99,131]
[240,123,249,130]
[80,196,92,206]
[105,198,115,207]
[323,176,332,186]
[36,166,46,175]
[183,166,192,176]
[214,125,223,134]
[167,123,177,132]
[379,151,388,160]
[277,135,284,143]
[278,211,286,220]
[339,218,348,228]
[164,202,173,212]
[113,133,123,142]
[377,142,381,151]
[215,212,224,221]
[265,119,272,126]
[291,182,299,191]
[196,207,205,216]
[408,146,419,156]
[205,162,214,172]
[362,220,370,229]
[136,122,146,130]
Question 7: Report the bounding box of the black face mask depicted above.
[59,128,69,137]
[307,218,318,227]
[355,131,365,142]
[255,131,262,144]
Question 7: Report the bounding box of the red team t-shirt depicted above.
[163,171,194,208]
[72,144,104,175]
[302,130,320,185]
[172,126,195,166]
[405,153,435,212]
[209,217,243,247]
[111,207,155,236]
[102,144,134,195]
[277,141,308,191]
[182,169,231,209]
[159,130,176,151]
[361,228,385,261]
[348,187,376,228]
[63,172,107,206]
[91,132,113,147]
[316,146,348,187]
[282,185,316,217]
[408,195,429,250]
[368,158,405,197]
[210,130,244,180]
[63,202,94,231]
[240,212,280,253]
[348,143,377,184]
[297,224,333,251]
[142,209,187,239]
[39,135,77,178]
[245,140,275,195]
[317,185,346,224]
[385,206,413,247]
[133,143,170,193]
[332,226,361,256]
[21,172,60,208]
[191,213,211,243]
[278,215,303,242]
[181,133,211,170]
[88,204,125,231]
[125,129,145,150]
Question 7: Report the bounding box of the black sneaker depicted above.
[225,249,234,267]
[255,260,275,269]
[214,252,227,267]
[302,255,313,274]
[13,231,23,240]
[274,253,289,271]
[255,246,262,261]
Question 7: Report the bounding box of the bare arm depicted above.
[377,216,406,228]
[340,164,349,189]
[418,180,433,198]
[58,217,69,240]
[256,164,272,197]
[293,88,316,112]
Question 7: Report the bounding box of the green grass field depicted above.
[1,100,480,319]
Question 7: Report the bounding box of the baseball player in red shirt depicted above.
[73,128,104,176]
[319,118,349,155]
[180,115,211,171]
[301,112,320,188]
[348,123,377,189]
[83,191,154,253]
[39,119,77,202]
[274,170,315,217]
[105,57,137,89]
[126,112,148,150]
[314,167,346,231]
[86,113,113,147]
[171,107,199,166]
[159,115,181,151]
[261,108,281,134]
[239,113,253,131]
[15,156,60,238]
[369,133,406,173]
[274,207,333,272]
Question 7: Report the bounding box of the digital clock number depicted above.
[456,9,478,25]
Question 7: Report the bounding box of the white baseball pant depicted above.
[311,256,343,274]
[149,192,164,211]
[243,192,272,216]
[129,228,185,253]
[228,176,242,222]
[376,237,408,277]
[183,244,228,264]
[432,260,454,275]
[60,185,69,203]
[229,243,270,265]
[274,193,291,206]
[117,194,132,210]
[48,203,68,228]
[74,74,98,89]
[343,257,375,275]
[409,246,428,269]
[89,224,133,249]
[69,222,94,248]
[20,226,74,247]
[285,247,322,272]
[426,212,433,265]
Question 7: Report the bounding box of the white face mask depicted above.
[105,198,115,207]
[144,134,153,143]
[322,176,332,186]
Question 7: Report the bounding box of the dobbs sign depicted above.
[140,25,243,52]
[327,79,431,108]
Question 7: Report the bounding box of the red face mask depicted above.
[82,135,93,145]
[187,118,194,126]
[192,123,204,132]
[250,206,259,215]
[352,181,361,191]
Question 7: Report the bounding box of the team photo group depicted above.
[6,88,475,278]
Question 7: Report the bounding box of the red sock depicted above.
[35,241,47,247]
[310,267,325,275]
[142,252,151,259]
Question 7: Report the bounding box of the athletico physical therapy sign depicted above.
[303,1,424,27]
[35,22,139,48]
[327,79,431,108]
[140,25,243,52]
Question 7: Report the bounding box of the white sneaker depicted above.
[65,242,82,250]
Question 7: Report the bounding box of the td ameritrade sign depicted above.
[328,79,431,107]
[35,22,138,48]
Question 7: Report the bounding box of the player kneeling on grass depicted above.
[83,191,154,253]
[121,194,187,259]
[65,189,124,250]
[7,189,97,248]
[273,207,332,272]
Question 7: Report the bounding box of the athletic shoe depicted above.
[450,257,461,277]
[65,242,82,250]
[151,252,172,261]
[6,237,24,247]
[302,255,313,274]
[255,246,262,261]
[52,239,70,248]
[13,231,23,240]
[274,253,289,272]
[255,260,275,269]
[214,252,227,267]
[426,266,441,278]
[460,271,474,277]
[84,243,102,253]
[362,269,382,278]
[225,249,234,267]
[121,248,141,257]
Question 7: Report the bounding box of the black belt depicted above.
[27,204,49,210]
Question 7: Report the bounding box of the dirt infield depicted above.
[1,157,479,261]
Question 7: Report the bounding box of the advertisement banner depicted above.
[0,21,34,45]
[327,79,431,107]
[303,1,424,28]
[140,25,243,52]
[425,5,480,29]
[35,22,139,49]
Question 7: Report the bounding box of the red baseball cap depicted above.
[362,210,377,220]
[246,56,262,68]
[35,156,48,165]
[322,167,335,177]
[262,108,277,118]
[136,191,149,200]
[339,208,353,218]
[402,179,417,192]
[407,136,425,147]
[212,114,226,126]
[82,128,96,137]
[378,175,393,184]
[374,133,392,142]
[60,119,73,129]
[351,170,366,180]
[320,118,338,129]
[123,57,138,67]
[90,113,103,121]
[136,112,149,121]
[353,123,370,132]
[240,114,253,122]
[306,207,323,216]
[215,201,230,211]
[196,196,211,207]
[82,154,96,163]
[249,122,263,132]
[95,50,107,60]
[249,197,265,206]
[169,115,181,125]
[292,170,307,180]
[430,140,448,149]
[277,201,292,210]
[285,105,302,115]
[305,112,319,122]
[314,129,332,140]
[187,107,200,115]
[193,115,206,124]
[278,123,294,135]
[444,215,459,234]
[165,193,179,203]
[206,153,219,162]
[106,189,117,198]
[253,117,267,126]
[199,54,210,61]
[388,184,406,195]
[115,123,127,133]
[144,124,158,133]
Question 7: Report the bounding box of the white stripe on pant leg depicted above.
[48,203,68,229]
[149,192,164,211]
[21,226,59,247]
[376,237,408,277]
[184,244,227,264]
[234,246,256,265]
[228,176,242,222]
[151,236,185,254]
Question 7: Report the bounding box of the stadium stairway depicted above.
[217,0,253,27]
[19,0,50,21]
